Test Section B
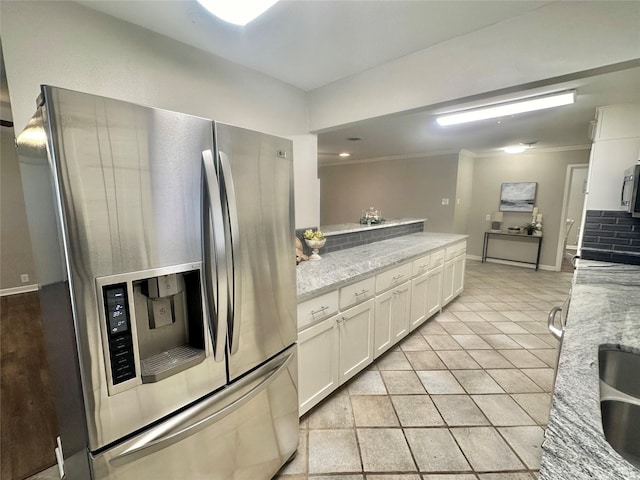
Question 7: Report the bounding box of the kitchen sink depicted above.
[599,346,640,468]
[599,347,640,399]
[601,400,640,469]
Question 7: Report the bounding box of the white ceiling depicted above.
[4,1,639,164]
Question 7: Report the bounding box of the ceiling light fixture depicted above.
[339,152,351,157]
[503,145,527,154]
[196,0,280,26]
[436,90,576,126]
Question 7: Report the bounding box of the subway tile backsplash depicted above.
[581,210,640,265]
[295,222,424,257]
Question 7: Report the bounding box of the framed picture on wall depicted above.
[500,182,537,212]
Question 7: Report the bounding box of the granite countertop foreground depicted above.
[540,260,640,479]
[296,231,466,301]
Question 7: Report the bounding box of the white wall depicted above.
[0,0,319,228]
[308,1,640,132]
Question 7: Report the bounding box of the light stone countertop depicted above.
[296,231,466,302]
[540,260,640,479]
[319,218,426,236]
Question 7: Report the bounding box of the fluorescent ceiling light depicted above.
[339,152,351,157]
[436,90,576,126]
[196,0,279,26]
[503,145,527,154]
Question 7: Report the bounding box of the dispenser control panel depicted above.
[103,283,136,385]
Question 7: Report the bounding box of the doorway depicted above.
[556,163,589,270]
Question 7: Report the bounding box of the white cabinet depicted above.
[337,299,374,384]
[410,272,429,330]
[374,281,410,358]
[339,276,375,310]
[297,290,339,329]
[426,266,443,318]
[442,241,466,307]
[410,249,445,331]
[298,315,339,416]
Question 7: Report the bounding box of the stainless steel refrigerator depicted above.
[17,86,299,479]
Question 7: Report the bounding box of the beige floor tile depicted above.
[481,334,521,349]
[358,428,416,472]
[347,371,387,395]
[508,334,553,350]
[487,369,543,393]
[434,311,462,323]
[278,430,307,475]
[404,428,471,472]
[405,351,447,370]
[399,333,432,351]
[424,334,463,351]
[491,322,529,334]
[376,351,413,370]
[419,321,448,335]
[422,475,477,480]
[530,349,559,368]
[472,394,536,426]
[451,334,492,350]
[478,310,510,321]
[472,294,501,303]
[308,391,354,429]
[367,475,421,480]
[466,321,501,334]
[381,370,426,394]
[445,302,471,312]
[519,321,550,334]
[351,395,399,427]
[534,333,558,347]
[521,368,555,392]
[452,311,486,323]
[417,370,465,394]
[498,426,545,469]
[484,302,513,312]
[511,393,551,425]
[431,394,490,426]
[460,302,494,311]
[436,350,482,370]
[498,350,547,368]
[478,473,535,480]
[501,311,535,322]
[453,370,505,394]
[308,476,364,480]
[391,395,445,427]
[451,427,525,472]
[441,322,475,335]
[467,350,515,369]
[308,429,361,474]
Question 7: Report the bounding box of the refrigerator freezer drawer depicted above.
[91,345,299,480]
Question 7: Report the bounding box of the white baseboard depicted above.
[466,255,556,271]
[0,284,38,296]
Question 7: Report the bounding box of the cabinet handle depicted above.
[311,306,329,316]
[354,289,369,297]
[392,274,405,281]
[336,317,345,324]
[393,289,402,295]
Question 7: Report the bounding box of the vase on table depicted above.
[305,238,326,260]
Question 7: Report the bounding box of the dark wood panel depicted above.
[1,292,58,480]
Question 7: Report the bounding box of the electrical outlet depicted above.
[20,274,30,283]
[486,214,491,221]
[441,198,449,205]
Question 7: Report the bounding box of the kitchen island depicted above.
[295,231,467,414]
[540,260,640,479]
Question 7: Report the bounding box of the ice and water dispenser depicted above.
[99,265,206,393]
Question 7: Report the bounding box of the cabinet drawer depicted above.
[457,241,467,256]
[445,244,458,262]
[339,277,375,310]
[297,290,339,329]
[429,249,445,269]
[411,254,431,277]
[375,263,413,294]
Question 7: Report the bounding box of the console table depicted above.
[482,231,543,271]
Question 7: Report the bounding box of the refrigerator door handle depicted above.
[108,350,295,468]
[219,151,241,355]
[202,150,228,362]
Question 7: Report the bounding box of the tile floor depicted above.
[275,259,572,480]
[29,260,572,480]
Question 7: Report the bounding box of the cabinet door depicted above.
[441,260,455,306]
[391,282,411,343]
[426,267,443,318]
[410,273,429,331]
[298,316,339,416]
[337,299,374,385]
[453,255,466,297]
[374,290,393,358]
